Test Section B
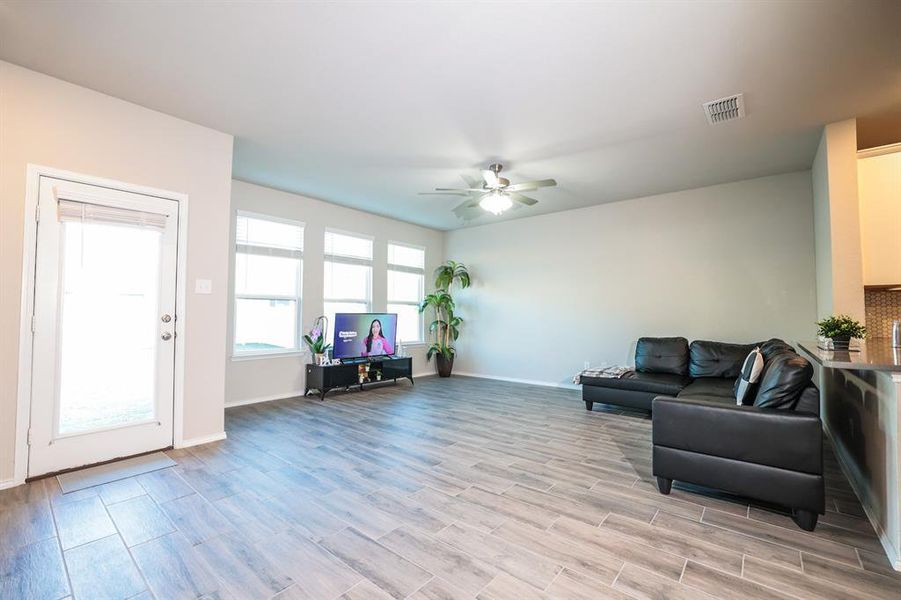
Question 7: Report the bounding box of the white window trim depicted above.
[387,240,427,261]
[324,228,373,312]
[238,209,307,230]
[233,210,304,358]
[388,241,426,343]
[231,349,308,362]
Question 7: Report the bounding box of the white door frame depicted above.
[14,164,189,484]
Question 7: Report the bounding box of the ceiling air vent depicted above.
[703,93,746,124]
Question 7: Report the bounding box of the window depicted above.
[388,243,425,343]
[233,212,303,356]
[323,230,372,331]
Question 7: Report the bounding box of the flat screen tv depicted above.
[332,313,397,360]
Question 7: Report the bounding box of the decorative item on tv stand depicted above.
[816,314,867,351]
[418,260,471,377]
[303,315,333,366]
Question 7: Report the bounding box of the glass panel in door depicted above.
[56,219,163,435]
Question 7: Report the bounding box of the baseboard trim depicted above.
[226,374,437,408]
[0,478,25,491]
[226,390,307,408]
[823,423,901,571]
[453,371,580,390]
[176,431,227,449]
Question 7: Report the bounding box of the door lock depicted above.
[161,314,172,323]
[161,332,173,341]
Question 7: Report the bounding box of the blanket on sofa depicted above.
[573,365,633,384]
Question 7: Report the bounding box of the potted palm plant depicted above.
[816,314,866,351]
[419,260,470,377]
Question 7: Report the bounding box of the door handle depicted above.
[161,332,172,341]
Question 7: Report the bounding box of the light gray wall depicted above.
[445,171,818,386]
[0,62,233,482]
[226,180,445,406]
[810,119,866,321]
[812,132,833,318]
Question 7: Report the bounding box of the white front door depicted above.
[28,176,179,477]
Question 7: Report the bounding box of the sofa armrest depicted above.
[652,396,822,474]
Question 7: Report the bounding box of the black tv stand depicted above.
[304,356,413,400]
[341,355,398,365]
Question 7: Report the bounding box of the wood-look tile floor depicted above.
[2,376,900,599]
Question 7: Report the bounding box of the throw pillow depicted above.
[753,353,813,409]
[734,347,764,405]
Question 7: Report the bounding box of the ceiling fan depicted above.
[421,163,557,219]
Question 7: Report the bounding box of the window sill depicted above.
[400,341,427,348]
[231,350,309,362]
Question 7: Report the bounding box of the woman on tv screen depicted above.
[361,318,394,356]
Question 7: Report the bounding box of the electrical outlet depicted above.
[584,361,590,369]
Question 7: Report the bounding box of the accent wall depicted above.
[445,171,818,386]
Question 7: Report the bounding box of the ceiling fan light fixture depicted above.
[479,190,513,215]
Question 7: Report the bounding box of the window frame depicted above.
[387,241,426,344]
[232,210,304,359]
[323,228,373,320]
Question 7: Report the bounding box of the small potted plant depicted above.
[303,316,332,365]
[816,314,866,351]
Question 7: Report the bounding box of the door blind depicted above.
[57,199,169,231]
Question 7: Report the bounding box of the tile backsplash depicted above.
[864,288,901,338]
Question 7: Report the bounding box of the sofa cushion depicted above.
[677,377,736,399]
[672,393,737,406]
[635,337,689,376]
[759,338,795,360]
[753,352,814,409]
[688,340,755,378]
[795,385,820,416]
[582,370,690,396]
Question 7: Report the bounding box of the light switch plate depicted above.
[195,279,212,294]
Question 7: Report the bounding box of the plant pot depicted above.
[314,353,325,365]
[436,354,454,377]
[831,336,851,350]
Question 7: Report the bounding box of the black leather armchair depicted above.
[652,385,824,530]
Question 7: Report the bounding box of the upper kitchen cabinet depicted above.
[858,148,901,287]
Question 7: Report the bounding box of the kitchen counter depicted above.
[797,338,901,372]
[798,338,901,571]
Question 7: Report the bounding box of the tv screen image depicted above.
[332,313,397,360]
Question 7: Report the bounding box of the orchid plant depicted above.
[303,316,332,355]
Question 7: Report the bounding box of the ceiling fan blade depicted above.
[461,174,483,189]
[510,192,538,206]
[453,205,484,221]
[505,179,557,192]
[436,187,487,193]
[453,198,481,211]
[481,169,499,187]
[419,191,469,196]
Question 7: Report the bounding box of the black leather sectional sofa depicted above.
[582,337,824,530]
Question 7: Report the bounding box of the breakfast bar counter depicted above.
[797,339,901,372]
[798,339,901,571]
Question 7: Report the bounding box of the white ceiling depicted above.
[1,1,899,230]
